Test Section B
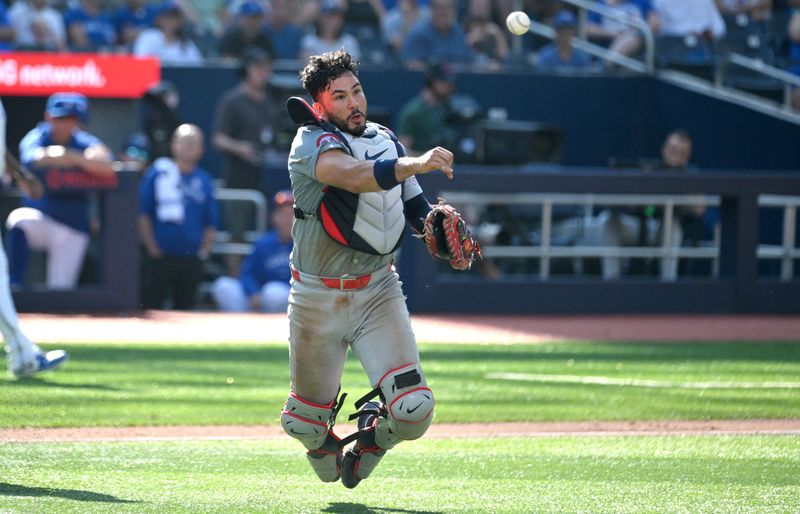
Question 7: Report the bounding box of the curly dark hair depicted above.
[299,50,360,101]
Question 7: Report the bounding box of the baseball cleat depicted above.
[10,350,69,378]
[341,401,387,489]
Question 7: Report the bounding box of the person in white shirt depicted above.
[652,0,726,40]
[132,0,203,66]
[7,0,67,50]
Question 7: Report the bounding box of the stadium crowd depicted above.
[0,0,797,77]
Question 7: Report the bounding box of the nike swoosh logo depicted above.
[364,148,388,161]
[406,402,424,414]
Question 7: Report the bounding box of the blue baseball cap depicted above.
[45,92,89,123]
[553,10,577,29]
[239,0,264,16]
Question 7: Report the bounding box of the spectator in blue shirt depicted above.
[212,189,293,313]
[401,0,474,68]
[113,0,154,49]
[536,10,596,71]
[138,124,219,310]
[264,0,304,59]
[65,0,117,51]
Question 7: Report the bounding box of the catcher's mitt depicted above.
[421,200,482,270]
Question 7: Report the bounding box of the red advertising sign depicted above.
[0,53,160,98]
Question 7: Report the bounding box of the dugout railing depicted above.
[440,192,799,283]
[401,168,800,314]
[440,191,721,282]
[212,188,268,256]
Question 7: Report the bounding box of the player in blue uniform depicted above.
[6,92,116,290]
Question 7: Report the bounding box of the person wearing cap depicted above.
[536,10,595,71]
[218,0,275,61]
[211,189,293,312]
[396,62,455,156]
[132,0,203,65]
[0,98,69,379]
[300,0,361,59]
[400,0,473,69]
[6,92,116,291]
[212,46,282,276]
[138,124,219,310]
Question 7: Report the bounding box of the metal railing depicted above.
[715,53,800,110]
[759,194,800,280]
[526,0,656,74]
[212,188,267,256]
[442,191,799,281]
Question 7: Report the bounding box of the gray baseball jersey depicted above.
[288,122,423,277]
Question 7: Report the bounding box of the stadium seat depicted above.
[655,35,717,81]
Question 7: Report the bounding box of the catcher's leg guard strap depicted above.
[377,363,434,443]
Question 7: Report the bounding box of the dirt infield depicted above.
[3,419,800,443]
[6,312,798,442]
[17,312,800,344]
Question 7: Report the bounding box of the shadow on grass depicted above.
[323,504,442,514]
[0,482,138,503]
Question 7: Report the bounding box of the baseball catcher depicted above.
[280,50,481,490]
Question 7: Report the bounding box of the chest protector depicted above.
[316,123,407,256]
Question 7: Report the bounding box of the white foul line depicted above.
[486,372,800,389]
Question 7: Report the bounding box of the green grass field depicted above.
[1,340,799,512]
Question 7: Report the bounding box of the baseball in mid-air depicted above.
[506,11,531,36]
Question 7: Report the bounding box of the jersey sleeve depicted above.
[288,126,349,180]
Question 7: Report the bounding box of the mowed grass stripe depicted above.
[1,435,798,513]
[487,372,800,389]
[1,341,799,427]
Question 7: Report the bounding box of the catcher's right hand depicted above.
[421,199,482,270]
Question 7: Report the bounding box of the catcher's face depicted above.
[315,72,367,136]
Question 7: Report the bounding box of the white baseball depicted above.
[506,11,531,36]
